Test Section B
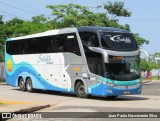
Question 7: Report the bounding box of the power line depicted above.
[0,1,40,15]
[8,0,45,13]
[0,10,30,21]
[120,17,160,22]
[129,18,160,22]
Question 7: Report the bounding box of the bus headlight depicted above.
[102,81,108,85]
[106,89,113,94]
[101,81,116,87]
[107,83,116,87]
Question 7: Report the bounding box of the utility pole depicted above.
[89,4,102,13]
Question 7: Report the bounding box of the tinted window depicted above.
[79,32,99,47]
[6,33,81,56]
[79,32,103,76]
[101,32,138,51]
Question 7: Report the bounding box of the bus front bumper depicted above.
[90,83,142,96]
[104,83,142,96]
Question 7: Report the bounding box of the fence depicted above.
[0,62,5,80]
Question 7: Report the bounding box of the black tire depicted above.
[26,78,33,92]
[75,82,88,98]
[107,96,118,99]
[19,78,25,91]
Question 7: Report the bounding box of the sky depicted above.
[0,0,160,54]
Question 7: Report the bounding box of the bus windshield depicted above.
[100,32,138,51]
[105,56,140,81]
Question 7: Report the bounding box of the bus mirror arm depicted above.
[88,47,109,63]
[139,49,149,63]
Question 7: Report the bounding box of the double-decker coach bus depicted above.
[5,26,147,98]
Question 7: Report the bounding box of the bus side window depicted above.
[79,32,99,48]
[21,41,28,54]
[50,39,60,52]
[88,34,99,47]
[62,33,81,56]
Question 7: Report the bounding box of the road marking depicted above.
[0,100,43,105]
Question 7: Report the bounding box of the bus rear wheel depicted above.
[19,78,25,91]
[75,82,88,98]
[26,78,33,92]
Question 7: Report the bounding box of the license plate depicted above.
[124,91,130,95]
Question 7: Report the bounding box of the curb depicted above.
[142,80,151,84]
[0,104,51,115]
[0,83,7,86]
[14,104,51,113]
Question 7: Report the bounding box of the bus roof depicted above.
[6,27,78,41]
[6,26,129,41]
[77,26,129,33]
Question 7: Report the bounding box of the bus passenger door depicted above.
[87,57,104,96]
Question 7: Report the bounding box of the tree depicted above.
[134,34,149,47]
[104,1,132,21]
[0,15,4,25]
[47,3,96,27]
[150,52,160,77]
[0,2,151,62]
[141,59,152,72]
[6,18,24,26]
[32,14,48,23]
[0,15,6,61]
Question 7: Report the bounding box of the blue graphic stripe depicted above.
[6,65,69,92]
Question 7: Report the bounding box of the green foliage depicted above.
[141,59,152,72]
[0,16,6,61]
[104,1,132,21]
[32,14,48,23]
[0,2,150,62]
[47,3,96,27]
[6,18,24,26]
[0,15,4,25]
[0,80,5,83]
[134,34,149,47]
[150,52,160,70]
[152,76,160,80]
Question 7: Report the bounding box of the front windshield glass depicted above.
[100,32,138,51]
[105,56,140,81]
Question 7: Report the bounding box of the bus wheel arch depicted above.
[25,77,33,92]
[18,76,26,91]
[74,80,88,98]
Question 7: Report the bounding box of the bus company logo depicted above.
[37,55,52,63]
[107,35,131,43]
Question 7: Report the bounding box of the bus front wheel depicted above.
[107,96,118,99]
[75,82,88,98]
[19,78,25,91]
[26,78,33,92]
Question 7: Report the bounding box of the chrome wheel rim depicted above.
[79,85,85,96]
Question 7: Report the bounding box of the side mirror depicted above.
[88,47,108,63]
[140,49,149,63]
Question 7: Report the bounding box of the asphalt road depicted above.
[0,81,160,121]
[142,81,160,96]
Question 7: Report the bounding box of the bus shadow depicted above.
[12,88,149,101]
[13,88,77,98]
[89,95,149,101]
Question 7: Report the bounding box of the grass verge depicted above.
[0,103,3,105]
[0,80,5,83]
